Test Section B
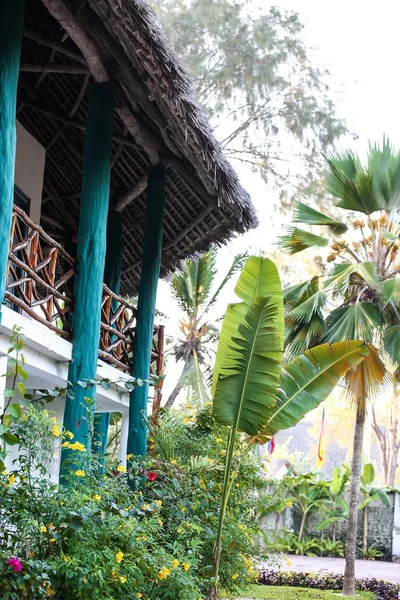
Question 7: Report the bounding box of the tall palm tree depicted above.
[164,249,247,409]
[280,137,400,596]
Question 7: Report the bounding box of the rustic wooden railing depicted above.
[6,205,75,338]
[5,207,164,377]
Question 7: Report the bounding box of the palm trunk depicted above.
[362,505,368,558]
[164,361,186,410]
[332,521,337,544]
[343,407,365,596]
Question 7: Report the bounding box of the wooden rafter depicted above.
[20,63,90,74]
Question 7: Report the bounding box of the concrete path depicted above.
[269,554,400,584]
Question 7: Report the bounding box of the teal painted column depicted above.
[0,0,25,322]
[92,212,123,469]
[61,83,115,478]
[127,166,165,456]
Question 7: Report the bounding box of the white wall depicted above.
[14,121,46,224]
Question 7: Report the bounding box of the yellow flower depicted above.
[50,416,57,423]
[115,551,124,563]
[142,504,149,511]
[126,454,133,460]
[158,519,163,526]
[111,569,118,581]
[232,573,239,580]
[180,507,186,512]
[93,494,101,501]
[48,523,55,529]
[8,473,15,485]
[49,538,56,543]
[155,499,162,507]
[287,500,292,507]
[177,528,182,533]
[206,458,213,464]
[75,470,85,477]
[40,525,47,533]
[44,410,49,417]
[183,562,190,571]
[52,425,60,436]
[158,567,171,580]
[137,594,143,598]
[1,470,7,475]
[117,465,126,473]
[220,450,226,456]
[120,576,127,584]
[83,577,87,584]
[172,559,179,569]
[61,442,71,448]
[170,459,177,465]
[216,437,223,443]
[70,441,85,452]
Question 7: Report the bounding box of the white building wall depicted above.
[15,121,46,224]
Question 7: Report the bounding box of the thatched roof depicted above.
[18,0,257,295]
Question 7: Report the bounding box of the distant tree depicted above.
[164,249,246,409]
[151,0,346,196]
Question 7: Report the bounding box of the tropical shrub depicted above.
[0,400,287,599]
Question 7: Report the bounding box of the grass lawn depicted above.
[227,585,374,599]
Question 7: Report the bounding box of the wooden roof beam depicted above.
[20,63,90,74]
[23,30,87,65]
[112,175,147,213]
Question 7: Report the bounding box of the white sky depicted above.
[157,0,400,397]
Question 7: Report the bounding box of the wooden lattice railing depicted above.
[5,207,164,376]
[6,206,75,338]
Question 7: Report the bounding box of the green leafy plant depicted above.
[280,138,400,595]
[359,463,390,558]
[287,474,328,541]
[208,256,369,599]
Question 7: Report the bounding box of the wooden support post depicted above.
[128,166,165,457]
[60,83,115,478]
[92,212,123,468]
[0,1,25,322]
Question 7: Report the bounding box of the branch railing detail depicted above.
[5,207,164,377]
[6,206,75,338]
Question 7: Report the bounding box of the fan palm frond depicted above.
[293,202,347,234]
[278,227,330,254]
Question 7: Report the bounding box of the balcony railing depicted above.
[5,207,164,376]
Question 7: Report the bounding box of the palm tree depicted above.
[279,137,400,596]
[164,248,247,409]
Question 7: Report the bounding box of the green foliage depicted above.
[1,400,288,599]
[278,227,330,254]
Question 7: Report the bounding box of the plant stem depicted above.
[209,427,237,600]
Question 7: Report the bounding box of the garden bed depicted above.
[229,585,373,599]
[257,570,400,600]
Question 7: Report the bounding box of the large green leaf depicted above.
[324,263,378,296]
[284,277,321,307]
[212,257,284,396]
[361,463,375,486]
[383,325,400,366]
[322,303,382,344]
[213,295,283,436]
[262,341,370,436]
[286,291,327,323]
[325,150,382,215]
[293,202,347,234]
[278,227,329,254]
[380,278,400,306]
[368,137,400,211]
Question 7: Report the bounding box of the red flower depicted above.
[147,472,157,481]
[7,557,22,572]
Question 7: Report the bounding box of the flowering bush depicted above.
[0,400,287,599]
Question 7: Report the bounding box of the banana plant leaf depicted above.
[262,341,370,436]
[212,257,284,397]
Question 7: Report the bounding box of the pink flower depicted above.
[7,557,22,572]
[147,472,157,482]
